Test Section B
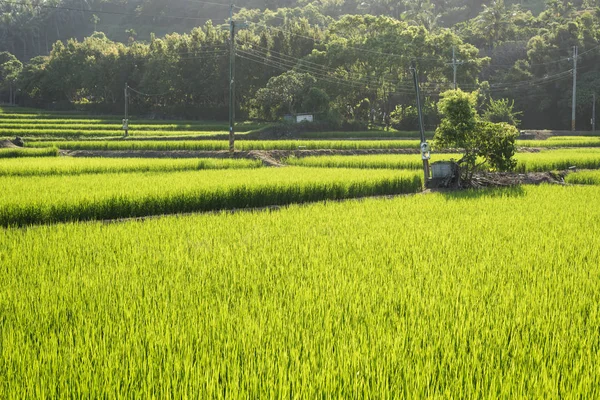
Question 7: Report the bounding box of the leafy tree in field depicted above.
[0,51,22,105]
[434,89,518,181]
[254,71,317,119]
[482,97,522,126]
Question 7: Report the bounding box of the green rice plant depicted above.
[1,185,599,397]
[288,149,600,172]
[299,130,434,139]
[0,147,59,158]
[517,137,600,147]
[0,157,262,177]
[287,153,458,169]
[565,170,600,184]
[0,167,421,226]
[26,140,422,151]
[0,123,258,133]
[0,128,237,138]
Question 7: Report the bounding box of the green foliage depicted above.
[254,71,318,119]
[390,99,439,131]
[0,51,22,105]
[435,89,518,180]
[483,98,522,126]
[475,121,518,171]
[301,87,330,115]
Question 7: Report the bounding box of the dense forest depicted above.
[1,0,600,128]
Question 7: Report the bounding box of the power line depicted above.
[127,85,173,97]
[0,0,217,22]
[236,49,445,95]
[237,46,409,88]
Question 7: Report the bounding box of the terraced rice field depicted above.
[25,139,423,150]
[287,149,600,172]
[0,157,262,176]
[2,185,600,397]
[0,167,421,226]
[3,108,600,397]
[0,147,59,158]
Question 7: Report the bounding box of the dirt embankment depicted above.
[0,139,18,148]
[469,171,568,187]
[64,148,433,164]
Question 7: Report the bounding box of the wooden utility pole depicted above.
[452,46,464,90]
[410,64,430,183]
[228,7,247,154]
[229,5,236,154]
[593,92,596,132]
[123,82,129,137]
[572,45,578,131]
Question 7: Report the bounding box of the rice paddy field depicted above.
[287,148,600,172]
[3,107,600,396]
[0,147,59,158]
[25,139,423,151]
[2,185,600,397]
[0,167,421,226]
[0,157,262,177]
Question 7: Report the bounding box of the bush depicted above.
[390,100,439,131]
[482,98,522,126]
[434,89,518,182]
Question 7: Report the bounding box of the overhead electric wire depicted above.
[0,0,217,22]
[237,47,417,91]
[127,85,173,97]
[236,49,446,95]
[237,43,452,91]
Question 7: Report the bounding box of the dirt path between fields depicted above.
[62,147,544,165]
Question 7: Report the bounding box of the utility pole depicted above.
[228,4,236,154]
[123,82,129,137]
[410,64,430,184]
[452,46,464,90]
[452,46,457,90]
[593,92,596,133]
[228,6,247,154]
[572,45,578,131]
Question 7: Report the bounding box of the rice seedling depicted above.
[287,149,600,172]
[25,140,423,151]
[0,157,262,177]
[1,185,599,397]
[0,167,421,226]
[0,147,59,158]
[565,170,600,184]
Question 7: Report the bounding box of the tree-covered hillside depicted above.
[1,0,600,129]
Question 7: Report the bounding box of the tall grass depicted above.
[517,137,600,147]
[1,185,599,397]
[0,167,421,226]
[0,147,59,158]
[565,170,600,184]
[287,149,600,172]
[26,140,422,150]
[0,157,262,177]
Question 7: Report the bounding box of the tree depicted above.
[482,97,522,126]
[434,89,518,182]
[0,51,22,105]
[254,71,317,119]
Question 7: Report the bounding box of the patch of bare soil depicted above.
[468,171,567,187]
[63,148,432,160]
[0,139,18,148]
[246,150,285,167]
